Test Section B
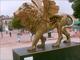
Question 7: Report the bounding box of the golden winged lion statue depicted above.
[13,0,73,51]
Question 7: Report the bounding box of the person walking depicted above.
[17,32,22,43]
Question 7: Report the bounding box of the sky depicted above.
[0,0,73,16]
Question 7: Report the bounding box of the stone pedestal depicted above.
[13,42,80,60]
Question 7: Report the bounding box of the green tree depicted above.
[69,0,80,19]
[69,0,80,26]
[12,18,23,29]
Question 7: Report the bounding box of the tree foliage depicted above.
[69,0,80,19]
[12,17,24,29]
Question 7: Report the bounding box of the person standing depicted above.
[9,31,12,37]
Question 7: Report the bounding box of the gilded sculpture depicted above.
[13,0,73,51]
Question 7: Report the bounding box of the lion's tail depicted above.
[65,15,74,27]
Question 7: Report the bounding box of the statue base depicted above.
[13,42,80,60]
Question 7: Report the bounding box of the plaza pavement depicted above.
[0,31,80,60]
